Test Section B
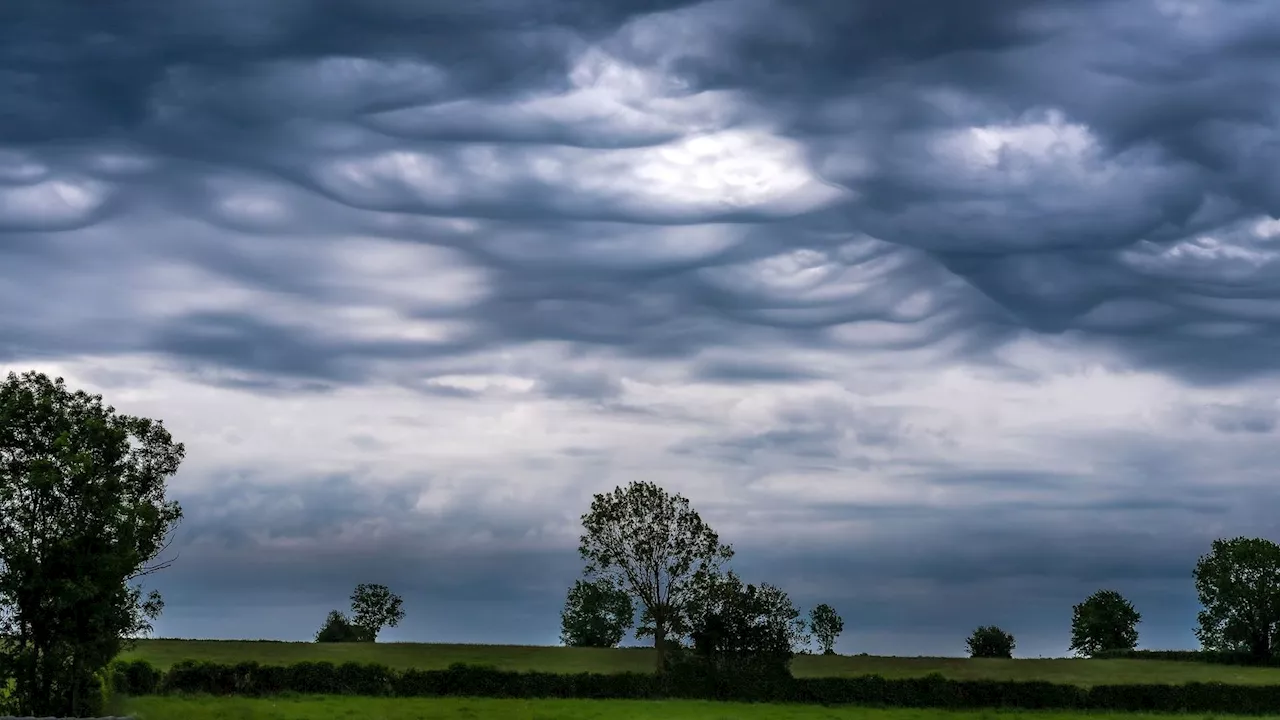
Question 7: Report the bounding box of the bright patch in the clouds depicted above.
[1254,217,1280,239]
[0,176,110,229]
[1123,234,1277,281]
[941,109,1099,182]
[322,236,490,309]
[365,47,739,148]
[311,128,843,221]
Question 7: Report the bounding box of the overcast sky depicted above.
[4,0,1280,658]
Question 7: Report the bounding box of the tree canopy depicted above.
[349,583,405,642]
[578,481,733,673]
[1070,589,1141,657]
[0,371,184,716]
[1194,536,1280,660]
[967,625,1015,659]
[560,578,635,648]
[682,570,807,678]
[808,603,845,655]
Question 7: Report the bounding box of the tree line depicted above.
[4,371,1280,713]
[556,480,1280,669]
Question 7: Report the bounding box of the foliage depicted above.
[577,481,733,673]
[673,571,804,694]
[0,370,184,716]
[349,584,405,642]
[560,579,635,648]
[102,656,1280,713]
[966,626,1015,659]
[1069,589,1141,657]
[1194,536,1280,661]
[808,604,844,655]
[316,609,372,643]
[110,658,164,695]
[1092,648,1280,666]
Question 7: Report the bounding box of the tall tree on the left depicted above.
[0,371,184,716]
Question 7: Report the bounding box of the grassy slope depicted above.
[124,695,1280,720]
[118,639,1280,687]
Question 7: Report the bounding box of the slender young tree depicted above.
[809,603,845,655]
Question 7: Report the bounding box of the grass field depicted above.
[118,639,1280,687]
[122,695,1280,720]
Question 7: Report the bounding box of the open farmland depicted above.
[121,695,1280,720]
[118,639,1280,687]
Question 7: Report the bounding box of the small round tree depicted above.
[1070,589,1141,657]
[967,625,1015,658]
[561,578,635,648]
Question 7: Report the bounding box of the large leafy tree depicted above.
[1069,589,1141,657]
[1194,537,1280,661]
[0,371,184,716]
[808,603,845,655]
[578,481,733,673]
[560,578,635,647]
[349,583,405,642]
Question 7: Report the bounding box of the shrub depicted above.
[967,625,1016,659]
[109,658,162,696]
[315,609,370,643]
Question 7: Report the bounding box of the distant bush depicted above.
[109,658,163,696]
[112,658,1280,712]
[315,609,371,643]
[967,626,1016,659]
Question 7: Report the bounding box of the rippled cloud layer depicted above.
[3,0,1280,655]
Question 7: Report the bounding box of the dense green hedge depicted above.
[1093,649,1280,667]
[105,658,1280,713]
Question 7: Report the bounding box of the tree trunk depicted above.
[71,651,81,717]
[654,620,667,675]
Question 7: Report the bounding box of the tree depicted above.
[809,603,844,655]
[1070,589,1141,657]
[1194,537,1280,661]
[0,371,184,716]
[578,481,733,673]
[967,625,1015,658]
[315,609,369,643]
[560,578,635,648]
[349,583,405,642]
[679,571,803,683]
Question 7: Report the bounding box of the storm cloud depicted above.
[4,0,1280,656]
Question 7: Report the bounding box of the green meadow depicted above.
[121,695,1280,720]
[118,638,1280,687]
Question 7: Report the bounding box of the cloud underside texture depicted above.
[3,0,1280,655]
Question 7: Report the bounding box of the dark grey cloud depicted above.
[8,0,1280,384]
[6,0,1280,657]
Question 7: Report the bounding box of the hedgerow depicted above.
[105,658,1280,713]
